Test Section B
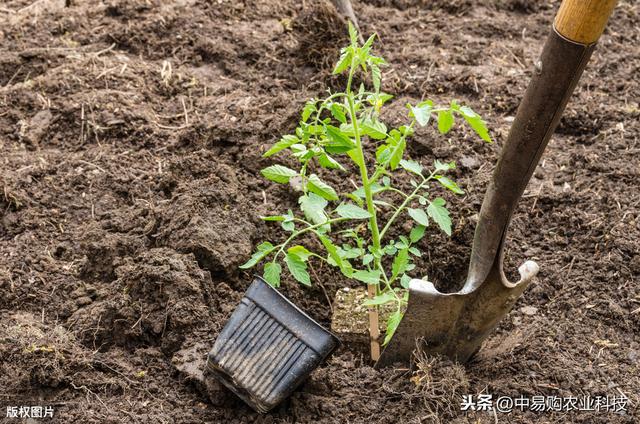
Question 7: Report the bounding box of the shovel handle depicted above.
[466,0,617,287]
[555,0,618,44]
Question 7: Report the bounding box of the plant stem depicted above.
[272,217,348,262]
[379,171,436,240]
[346,64,381,361]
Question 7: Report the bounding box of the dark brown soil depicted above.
[1,1,638,423]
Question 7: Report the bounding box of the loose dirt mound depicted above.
[1,0,638,423]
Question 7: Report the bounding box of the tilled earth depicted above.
[0,1,638,423]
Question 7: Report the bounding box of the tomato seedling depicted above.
[241,24,491,355]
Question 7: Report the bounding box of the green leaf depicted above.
[375,144,391,163]
[263,135,298,157]
[371,64,381,92]
[427,198,452,236]
[399,159,423,175]
[263,262,281,287]
[285,253,311,286]
[299,192,328,225]
[347,148,364,168]
[261,164,297,184]
[317,153,345,171]
[400,274,411,289]
[437,110,454,134]
[333,50,352,75]
[363,291,395,307]
[458,105,492,142]
[383,309,403,345]
[307,174,339,201]
[362,32,376,49]
[325,125,355,154]
[336,203,371,219]
[239,242,275,269]
[407,208,429,226]
[410,225,426,243]
[287,245,312,261]
[339,245,362,259]
[436,176,464,194]
[351,270,381,285]
[318,234,343,268]
[348,21,358,45]
[388,138,406,170]
[392,248,409,279]
[330,103,347,124]
[408,101,433,127]
[361,119,387,140]
[301,101,316,123]
[281,209,295,232]
[352,183,385,199]
[434,159,455,172]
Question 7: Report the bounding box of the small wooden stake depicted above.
[367,284,381,361]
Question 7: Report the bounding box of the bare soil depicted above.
[1,1,638,423]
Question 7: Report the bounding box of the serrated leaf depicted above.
[388,138,406,170]
[400,274,411,289]
[392,248,409,279]
[371,64,381,92]
[336,203,371,219]
[339,245,362,259]
[317,153,345,171]
[427,198,452,236]
[347,148,364,168]
[361,119,387,140]
[301,101,316,123]
[281,210,295,231]
[383,309,403,345]
[261,164,297,184]
[407,208,429,226]
[239,241,275,269]
[348,21,358,45]
[287,245,312,261]
[263,135,298,157]
[375,144,391,163]
[434,159,455,172]
[307,174,339,201]
[325,125,355,154]
[330,103,347,124]
[333,50,352,75]
[399,159,423,175]
[352,183,385,199]
[436,176,464,194]
[409,225,426,243]
[363,291,395,307]
[318,234,343,269]
[299,192,328,225]
[263,262,281,287]
[409,102,433,126]
[459,106,492,142]
[437,110,454,134]
[351,270,381,285]
[285,253,311,286]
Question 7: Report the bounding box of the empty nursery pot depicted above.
[206,276,340,413]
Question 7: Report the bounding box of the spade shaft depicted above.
[377,0,618,367]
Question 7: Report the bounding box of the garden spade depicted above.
[377,0,618,367]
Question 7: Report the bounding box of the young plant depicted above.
[240,24,491,359]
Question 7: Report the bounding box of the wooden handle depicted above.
[554,0,618,44]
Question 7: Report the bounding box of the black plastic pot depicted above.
[206,277,340,413]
